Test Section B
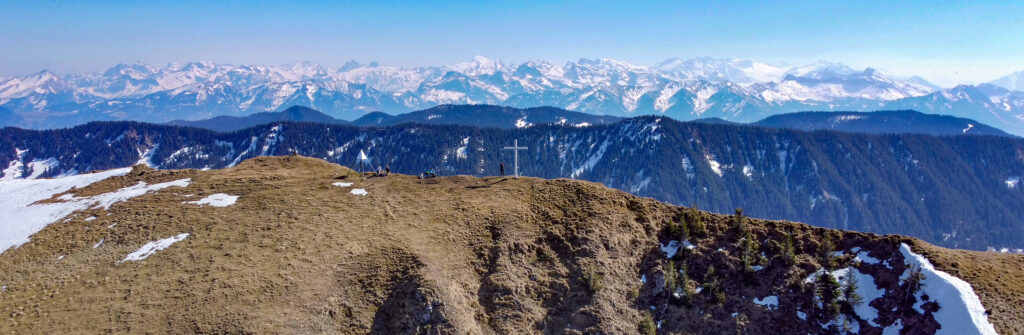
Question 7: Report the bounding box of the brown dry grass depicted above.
[0,156,1020,334]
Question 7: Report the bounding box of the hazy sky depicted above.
[1,0,1021,86]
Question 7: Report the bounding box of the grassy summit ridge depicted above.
[0,156,1020,334]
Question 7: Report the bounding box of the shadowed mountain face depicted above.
[2,118,1022,251]
[161,105,619,132]
[165,106,347,132]
[754,110,1013,137]
[0,156,1020,334]
[350,104,621,128]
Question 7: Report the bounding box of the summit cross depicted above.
[502,139,528,179]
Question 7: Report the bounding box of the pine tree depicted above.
[639,312,657,335]
[903,265,926,308]
[679,264,693,303]
[665,260,677,296]
[819,234,836,271]
[732,207,745,231]
[740,229,761,282]
[705,265,725,304]
[781,232,797,266]
[842,272,863,308]
[816,271,842,320]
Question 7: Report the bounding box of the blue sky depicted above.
[1,0,1021,86]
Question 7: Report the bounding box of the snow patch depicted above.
[136,144,159,168]
[0,168,132,253]
[455,137,470,159]
[962,123,974,134]
[705,154,723,177]
[753,295,778,310]
[25,158,60,179]
[350,188,368,196]
[184,193,239,207]
[333,182,353,187]
[119,233,189,263]
[660,239,695,259]
[899,243,997,335]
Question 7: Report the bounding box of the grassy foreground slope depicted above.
[0,156,1020,334]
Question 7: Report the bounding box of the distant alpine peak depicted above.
[7,56,1024,136]
[447,55,505,76]
[656,57,791,84]
[990,70,1024,92]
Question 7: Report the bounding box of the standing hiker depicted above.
[500,162,505,177]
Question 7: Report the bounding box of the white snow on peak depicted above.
[447,56,505,76]
[184,193,239,207]
[0,167,132,253]
[350,188,368,196]
[899,243,997,335]
[119,233,189,263]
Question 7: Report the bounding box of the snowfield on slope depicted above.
[0,168,190,253]
[899,243,997,335]
[184,193,239,207]
[119,233,190,263]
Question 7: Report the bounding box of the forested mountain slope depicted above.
[754,110,1013,137]
[1,118,1022,251]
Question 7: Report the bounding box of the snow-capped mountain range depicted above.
[2,56,1023,135]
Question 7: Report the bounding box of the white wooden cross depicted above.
[502,139,528,179]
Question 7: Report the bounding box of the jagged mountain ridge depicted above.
[3,57,1023,135]
[2,118,1022,251]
